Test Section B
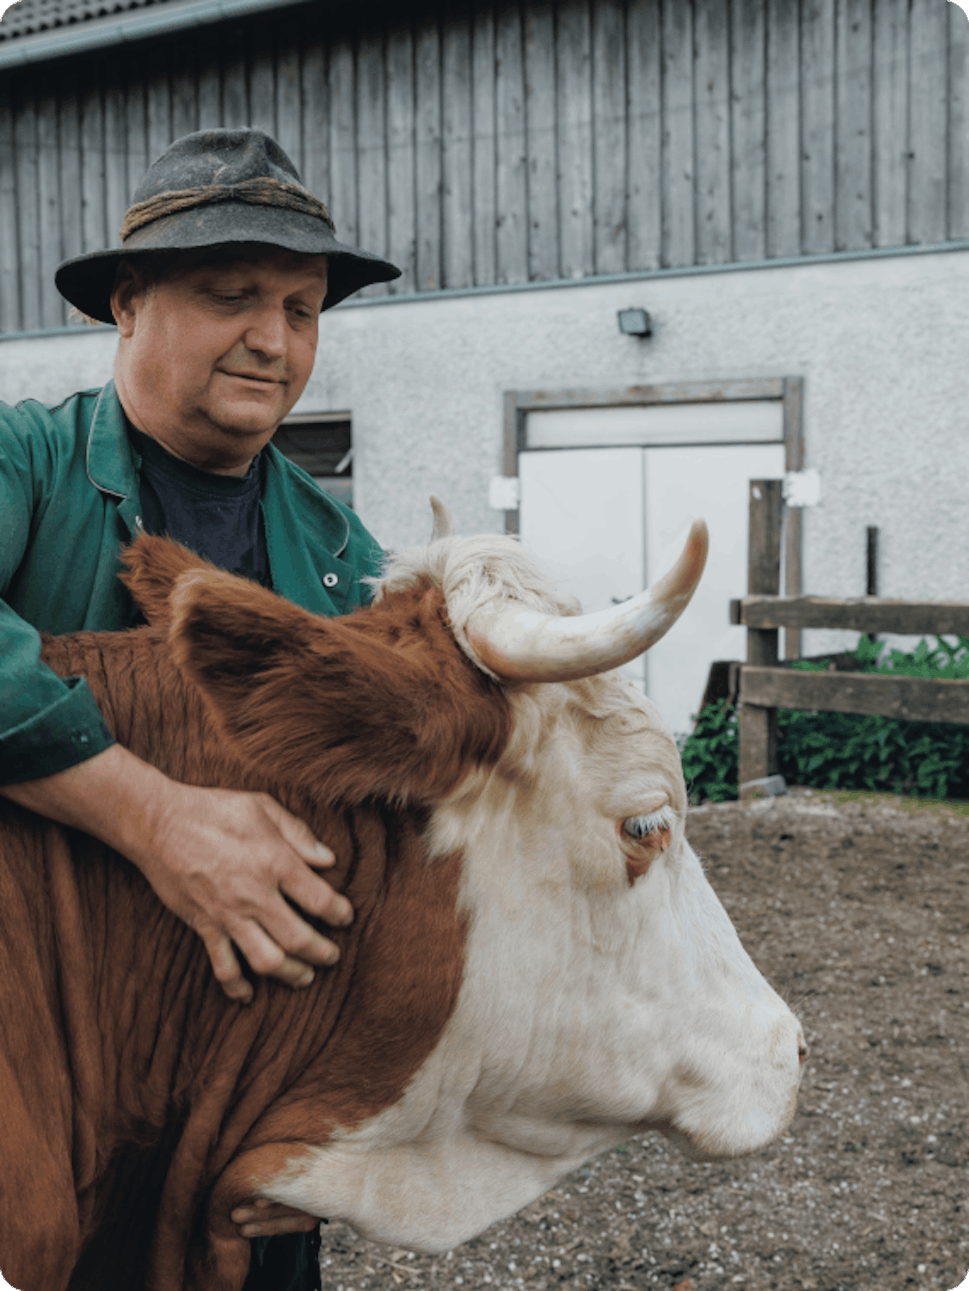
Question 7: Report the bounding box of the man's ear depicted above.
[110,260,144,334]
[119,533,217,626]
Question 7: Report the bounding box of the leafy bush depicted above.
[680,635,969,805]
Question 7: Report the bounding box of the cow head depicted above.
[123,505,803,1255]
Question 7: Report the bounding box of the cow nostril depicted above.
[797,1032,809,1064]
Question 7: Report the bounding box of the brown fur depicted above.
[0,535,514,1291]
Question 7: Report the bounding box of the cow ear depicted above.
[169,568,316,698]
[120,533,216,626]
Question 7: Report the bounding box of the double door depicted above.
[518,438,786,741]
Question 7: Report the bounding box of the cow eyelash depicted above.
[621,805,676,839]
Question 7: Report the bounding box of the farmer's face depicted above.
[112,245,328,475]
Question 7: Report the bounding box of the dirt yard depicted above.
[316,788,969,1291]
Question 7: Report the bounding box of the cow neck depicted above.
[35,621,470,1274]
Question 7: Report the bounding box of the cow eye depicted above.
[621,805,674,839]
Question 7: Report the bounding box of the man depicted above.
[0,128,400,1291]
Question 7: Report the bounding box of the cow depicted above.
[0,504,805,1291]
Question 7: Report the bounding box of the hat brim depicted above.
[55,200,402,324]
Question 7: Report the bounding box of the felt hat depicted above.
[55,128,401,323]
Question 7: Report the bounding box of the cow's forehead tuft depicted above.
[374,535,580,619]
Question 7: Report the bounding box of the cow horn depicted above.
[429,495,456,540]
[466,518,709,683]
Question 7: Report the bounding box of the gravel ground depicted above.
[316,788,969,1291]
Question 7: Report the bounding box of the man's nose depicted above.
[244,306,289,360]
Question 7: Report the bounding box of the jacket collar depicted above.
[85,379,139,502]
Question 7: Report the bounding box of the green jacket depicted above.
[0,381,384,785]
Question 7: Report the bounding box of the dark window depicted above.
[273,416,353,508]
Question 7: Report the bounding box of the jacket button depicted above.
[323,573,339,588]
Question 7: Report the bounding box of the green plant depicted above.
[680,635,969,805]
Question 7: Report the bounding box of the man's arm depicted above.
[0,742,353,1003]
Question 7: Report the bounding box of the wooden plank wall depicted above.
[0,0,967,333]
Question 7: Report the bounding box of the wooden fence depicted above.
[731,480,969,798]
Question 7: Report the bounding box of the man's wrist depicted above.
[0,742,177,867]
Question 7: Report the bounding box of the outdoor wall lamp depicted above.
[617,307,652,337]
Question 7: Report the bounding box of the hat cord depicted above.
[120,177,335,241]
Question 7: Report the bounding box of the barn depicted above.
[1,0,967,741]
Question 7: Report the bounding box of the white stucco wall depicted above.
[2,246,967,662]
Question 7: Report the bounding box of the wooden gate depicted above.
[733,480,969,798]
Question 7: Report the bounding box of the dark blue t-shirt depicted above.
[126,422,271,588]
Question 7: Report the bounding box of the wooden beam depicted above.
[730,595,969,636]
[740,667,969,727]
[513,377,786,411]
[738,479,783,794]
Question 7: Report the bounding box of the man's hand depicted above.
[0,743,353,1002]
[141,783,352,1001]
[230,1199,319,1239]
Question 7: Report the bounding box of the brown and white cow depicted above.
[0,509,803,1291]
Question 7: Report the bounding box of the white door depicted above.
[518,422,786,742]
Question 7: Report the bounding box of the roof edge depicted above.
[0,0,314,67]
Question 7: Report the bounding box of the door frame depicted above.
[502,376,804,658]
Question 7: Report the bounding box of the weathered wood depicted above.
[171,39,199,140]
[2,0,969,338]
[731,595,969,636]
[415,12,443,291]
[103,71,127,251]
[592,0,627,274]
[386,19,417,293]
[835,0,872,250]
[249,19,277,140]
[516,377,786,409]
[124,67,148,190]
[0,82,20,334]
[949,2,969,240]
[730,0,766,263]
[36,81,62,328]
[626,0,662,271]
[58,74,83,282]
[782,376,804,658]
[80,80,106,257]
[908,0,948,244]
[329,36,358,251]
[872,0,909,247]
[14,86,41,332]
[694,0,732,265]
[301,30,329,210]
[523,1,557,281]
[557,0,593,280]
[495,2,528,284]
[800,0,836,254]
[275,14,303,175]
[471,3,496,286]
[502,389,520,535]
[738,478,783,792]
[146,43,172,166]
[661,0,695,267]
[356,28,389,297]
[442,9,474,289]
[196,25,223,129]
[747,479,784,600]
[221,25,249,129]
[740,667,969,727]
[765,0,800,257]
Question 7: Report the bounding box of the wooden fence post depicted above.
[738,480,784,796]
